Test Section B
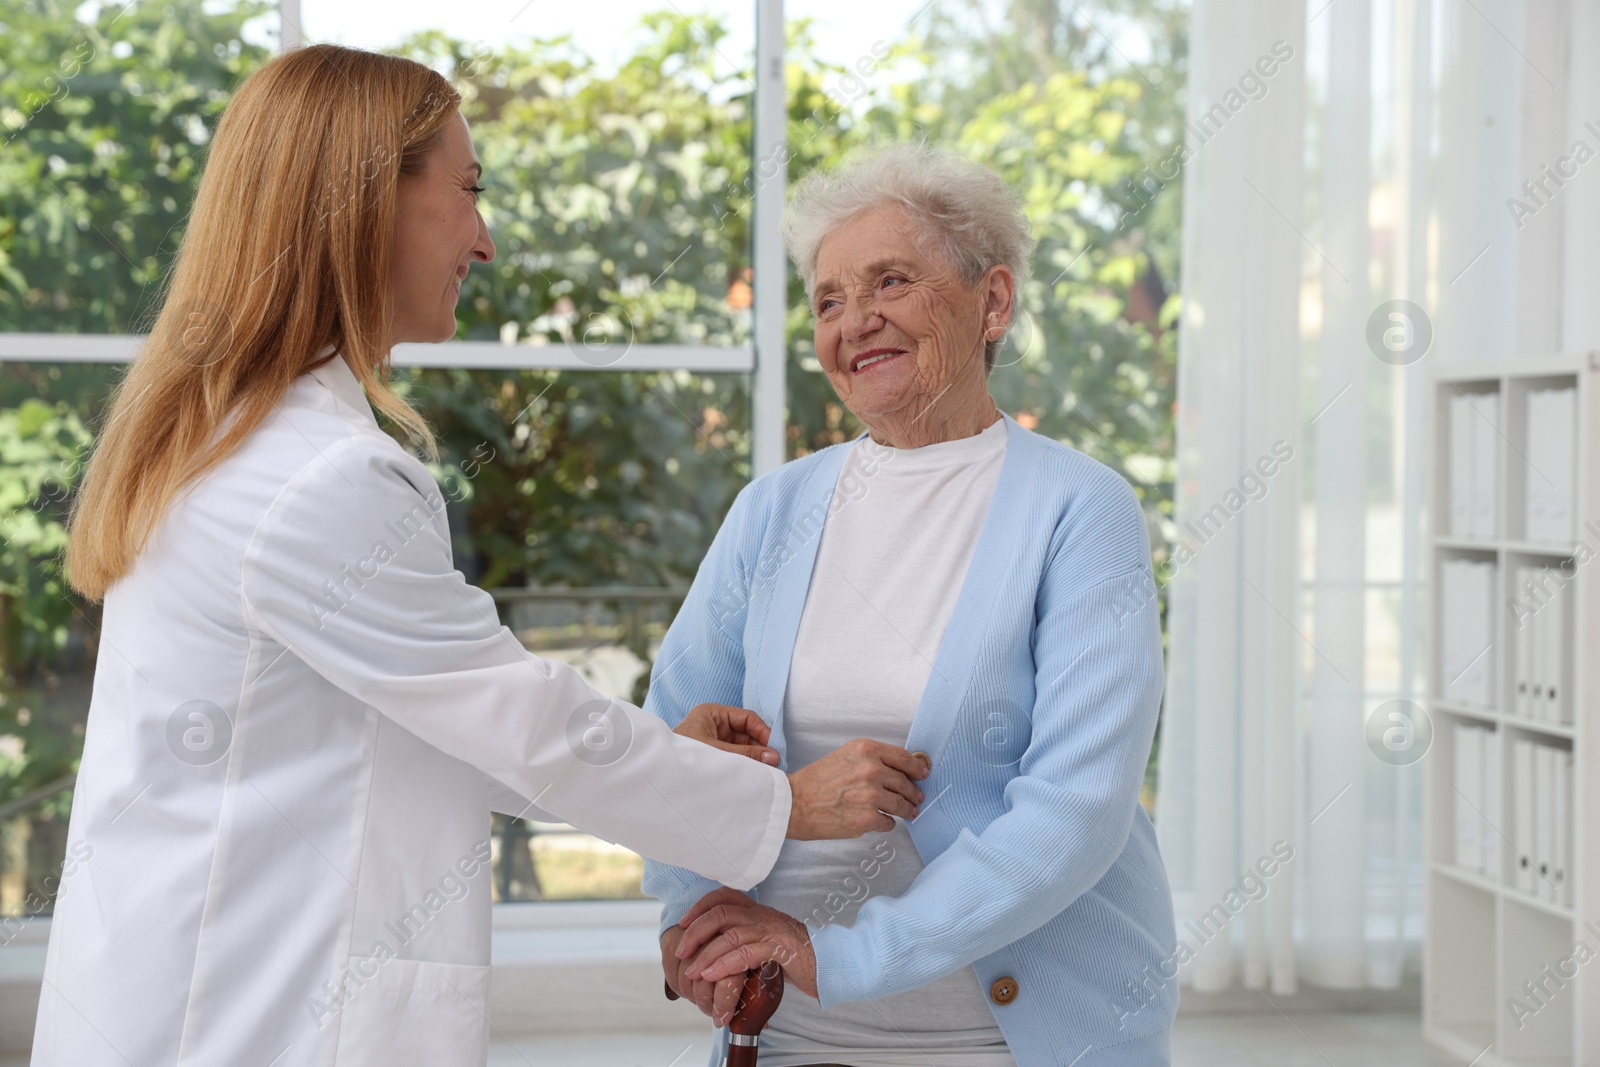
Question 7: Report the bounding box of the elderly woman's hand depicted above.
[672,703,781,766]
[676,887,819,1000]
[786,738,928,839]
[662,909,750,1027]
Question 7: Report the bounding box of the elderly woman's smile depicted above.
[849,347,905,373]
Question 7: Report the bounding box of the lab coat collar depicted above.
[304,345,379,430]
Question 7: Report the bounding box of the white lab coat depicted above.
[31,351,790,1067]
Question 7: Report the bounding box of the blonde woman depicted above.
[39,45,926,1067]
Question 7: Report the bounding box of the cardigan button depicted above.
[989,976,1019,1005]
[911,751,932,772]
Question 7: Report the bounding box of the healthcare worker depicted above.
[35,44,928,1066]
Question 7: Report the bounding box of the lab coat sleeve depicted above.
[239,435,790,891]
[808,469,1164,1006]
[639,485,762,937]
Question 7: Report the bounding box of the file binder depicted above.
[1513,738,1536,893]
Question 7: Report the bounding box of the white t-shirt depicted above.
[756,415,1016,1067]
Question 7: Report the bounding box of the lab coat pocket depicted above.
[334,955,491,1067]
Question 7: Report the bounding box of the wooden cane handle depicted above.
[726,962,784,1067]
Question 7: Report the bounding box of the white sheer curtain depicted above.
[1156,0,1600,996]
[1158,0,1307,996]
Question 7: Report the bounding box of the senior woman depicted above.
[643,142,1177,1066]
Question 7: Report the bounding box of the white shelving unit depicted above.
[1425,354,1600,1066]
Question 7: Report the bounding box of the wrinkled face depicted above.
[810,206,1000,424]
[388,111,495,345]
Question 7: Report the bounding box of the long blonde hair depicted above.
[67,44,457,601]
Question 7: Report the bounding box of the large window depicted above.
[1,0,1188,914]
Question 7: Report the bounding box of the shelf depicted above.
[1429,862,1580,922]
[1427,355,1593,1065]
[1502,539,1581,557]
[1431,860,1503,896]
[1432,535,1499,552]
[1430,353,1590,381]
[1499,714,1575,740]
[1430,701,1576,738]
[1501,886,1575,923]
[1430,699,1499,722]
[1429,536,1580,557]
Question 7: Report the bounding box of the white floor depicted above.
[0,1012,1461,1066]
[474,1013,1460,1067]
[1168,1012,1458,1066]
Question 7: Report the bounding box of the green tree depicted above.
[0,0,274,336]
[392,19,761,639]
[0,400,91,786]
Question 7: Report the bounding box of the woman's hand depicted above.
[676,887,819,999]
[673,703,781,766]
[661,920,749,1027]
[786,738,929,839]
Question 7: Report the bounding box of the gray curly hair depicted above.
[782,141,1035,370]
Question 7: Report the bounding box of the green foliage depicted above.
[407,367,748,591]
[0,0,275,334]
[395,18,760,592]
[0,400,86,671]
[0,398,92,800]
[441,17,755,347]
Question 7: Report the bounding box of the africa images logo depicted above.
[165,700,233,767]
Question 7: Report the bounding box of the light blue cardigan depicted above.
[641,414,1178,1066]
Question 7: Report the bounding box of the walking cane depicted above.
[665,961,785,1065]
